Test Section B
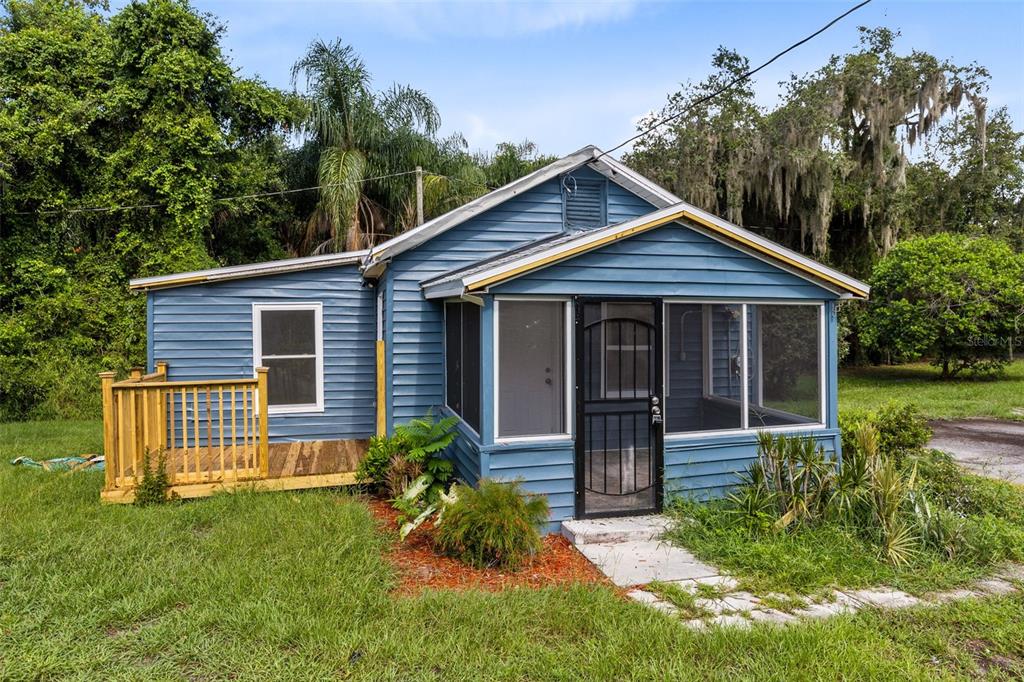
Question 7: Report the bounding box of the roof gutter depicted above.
[129,250,369,292]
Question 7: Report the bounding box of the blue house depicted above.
[128,146,869,524]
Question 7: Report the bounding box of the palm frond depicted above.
[317,147,366,251]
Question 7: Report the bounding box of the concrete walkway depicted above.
[563,516,1024,629]
[561,516,719,587]
[929,419,1024,484]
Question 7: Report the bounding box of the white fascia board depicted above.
[586,154,681,208]
[129,250,369,291]
[423,279,469,300]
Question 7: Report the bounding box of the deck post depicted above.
[99,372,117,491]
[256,367,269,478]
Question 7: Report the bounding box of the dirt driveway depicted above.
[928,420,1024,485]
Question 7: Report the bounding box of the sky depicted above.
[184,0,1023,157]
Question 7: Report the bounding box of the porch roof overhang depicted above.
[128,250,370,292]
[420,202,871,300]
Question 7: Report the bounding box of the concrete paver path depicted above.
[564,516,1024,629]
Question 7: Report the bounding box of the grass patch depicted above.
[758,593,807,613]
[839,360,1024,420]
[2,421,1024,679]
[646,581,714,619]
[667,501,988,596]
[666,452,1024,598]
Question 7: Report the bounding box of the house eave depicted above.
[129,250,370,292]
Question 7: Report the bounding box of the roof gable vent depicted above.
[562,176,606,229]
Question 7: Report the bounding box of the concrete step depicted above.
[561,515,671,545]
[576,540,719,587]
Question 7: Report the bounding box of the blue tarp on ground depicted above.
[10,456,105,471]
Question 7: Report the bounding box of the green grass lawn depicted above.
[839,360,1024,420]
[2,421,1024,679]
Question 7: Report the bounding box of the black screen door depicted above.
[575,299,663,518]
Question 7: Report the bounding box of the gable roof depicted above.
[361,145,677,276]
[129,145,868,298]
[421,202,870,300]
[129,250,369,291]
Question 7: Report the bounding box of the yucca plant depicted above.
[828,423,877,524]
[753,431,834,530]
[726,461,776,532]
[868,458,920,566]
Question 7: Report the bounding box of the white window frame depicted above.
[494,296,573,444]
[662,299,827,441]
[252,302,324,415]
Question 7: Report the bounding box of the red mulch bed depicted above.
[363,497,608,595]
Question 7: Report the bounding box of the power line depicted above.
[10,169,424,217]
[594,0,873,161]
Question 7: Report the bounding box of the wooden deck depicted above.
[99,365,363,504]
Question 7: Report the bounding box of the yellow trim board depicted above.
[129,275,208,292]
[467,208,867,298]
[100,471,358,504]
[375,339,386,435]
[680,210,868,297]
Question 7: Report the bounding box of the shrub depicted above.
[864,234,1024,377]
[872,401,931,460]
[840,401,930,468]
[355,433,407,492]
[434,479,549,570]
[135,450,173,506]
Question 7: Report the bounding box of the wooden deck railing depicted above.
[99,363,269,500]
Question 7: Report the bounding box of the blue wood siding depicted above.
[492,224,839,299]
[484,439,575,531]
[148,265,376,442]
[664,430,841,500]
[443,406,482,486]
[386,177,657,431]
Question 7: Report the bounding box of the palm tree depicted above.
[291,39,442,252]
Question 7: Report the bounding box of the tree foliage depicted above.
[0,1,559,420]
[864,234,1024,377]
[627,28,1004,275]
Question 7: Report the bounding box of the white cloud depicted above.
[339,0,637,39]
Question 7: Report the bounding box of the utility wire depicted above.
[10,169,424,217]
[10,0,871,216]
[594,0,873,161]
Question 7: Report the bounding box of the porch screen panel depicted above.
[747,304,821,426]
[444,302,481,432]
[444,303,463,415]
[498,301,565,438]
[665,303,742,433]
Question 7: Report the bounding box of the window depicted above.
[253,303,323,413]
[747,304,822,426]
[665,302,823,434]
[497,300,567,438]
[444,302,481,432]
